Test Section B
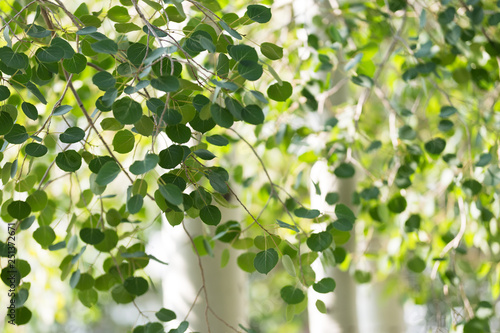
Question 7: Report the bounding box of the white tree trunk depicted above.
[308,160,359,333]
[161,204,248,333]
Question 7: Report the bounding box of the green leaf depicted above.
[219,20,242,40]
[124,276,148,296]
[193,149,216,160]
[228,45,258,62]
[113,97,143,125]
[354,270,371,283]
[80,228,105,245]
[8,200,31,220]
[151,76,180,93]
[33,226,56,248]
[334,163,355,178]
[0,85,10,101]
[51,37,75,59]
[26,23,51,37]
[476,153,491,167]
[280,286,305,304]
[165,124,192,143]
[260,42,283,60]
[93,71,116,91]
[254,248,278,274]
[26,82,47,104]
[96,161,121,186]
[388,195,407,213]
[462,178,482,195]
[21,102,38,120]
[60,127,85,143]
[0,46,29,69]
[335,204,356,222]
[78,289,98,308]
[294,207,320,219]
[63,53,87,74]
[94,229,119,252]
[313,278,336,293]
[156,308,176,322]
[159,183,183,206]
[91,40,118,54]
[159,145,184,169]
[267,81,292,101]
[25,142,48,157]
[127,195,143,214]
[236,253,255,271]
[111,284,135,304]
[439,105,457,118]
[316,300,327,314]
[424,138,446,155]
[200,205,221,225]
[14,306,32,325]
[26,190,48,212]
[53,105,73,116]
[246,5,272,23]
[307,232,333,252]
[115,23,141,33]
[130,154,159,175]
[206,135,229,146]
[210,104,233,128]
[56,150,82,172]
[407,256,426,273]
[241,105,265,125]
[37,46,64,63]
[325,192,339,205]
[0,111,14,135]
[108,6,131,22]
[351,74,373,87]
[332,218,354,231]
[238,60,263,81]
[276,219,299,232]
[399,125,416,140]
[112,129,135,154]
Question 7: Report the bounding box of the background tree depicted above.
[1,0,500,332]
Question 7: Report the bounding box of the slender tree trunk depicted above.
[161,204,248,333]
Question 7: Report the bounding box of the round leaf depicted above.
[254,248,278,274]
[267,81,292,101]
[60,127,85,143]
[124,276,148,296]
[280,286,305,304]
[200,205,221,226]
[56,150,82,172]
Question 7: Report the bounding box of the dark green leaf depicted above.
[254,248,278,274]
[334,163,355,178]
[159,183,183,206]
[21,102,38,120]
[206,135,229,146]
[124,276,149,296]
[439,105,457,117]
[25,82,47,104]
[37,46,64,63]
[0,85,10,101]
[159,145,184,169]
[280,286,305,304]
[91,40,118,54]
[156,308,176,322]
[165,124,191,143]
[151,75,180,92]
[313,278,336,293]
[388,195,407,213]
[246,5,272,23]
[25,142,48,157]
[63,53,87,74]
[241,105,265,125]
[0,46,29,69]
[113,97,143,125]
[8,200,31,220]
[0,111,13,135]
[96,161,121,186]
[307,232,333,251]
[80,228,105,245]
[112,129,135,154]
[294,207,320,219]
[93,71,116,91]
[130,154,159,175]
[56,150,82,172]
[60,127,85,143]
[193,149,215,160]
[200,205,221,226]
[267,81,292,101]
[424,138,446,155]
